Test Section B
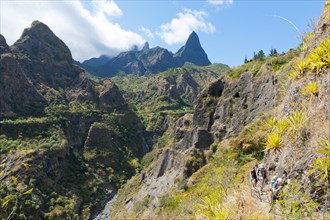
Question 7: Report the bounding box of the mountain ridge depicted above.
[79,31,212,77]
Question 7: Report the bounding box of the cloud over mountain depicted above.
[0,0,144,61]
[157,9,216,45]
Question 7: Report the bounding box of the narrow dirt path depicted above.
[241,184,273,217]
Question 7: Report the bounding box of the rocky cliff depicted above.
[111,64,278,218]
[0,34,46,117]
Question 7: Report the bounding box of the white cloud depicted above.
[0,0,144,61]
[139,27,154,39]
[93,0,122,17]
[207,0,234,6]
[157,9,215,45]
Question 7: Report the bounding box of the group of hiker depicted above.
[249,163,290,202]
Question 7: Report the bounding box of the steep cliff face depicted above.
[0,34,45,117]
[262,4,330,209]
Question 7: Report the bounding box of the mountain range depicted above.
[78,31,211,77]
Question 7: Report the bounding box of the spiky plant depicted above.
[309,137,330,182]
[286,110,309,139]
[307,38,330,74]
[301,81,319,98]
[275,119,289,134]
[289,59,309,79]
[264,118,278,131]
[264,132,283,152]
[288,69,301,80]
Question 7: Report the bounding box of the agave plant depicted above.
[316,136,330,156]
[288,69,301,80]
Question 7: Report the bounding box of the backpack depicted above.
[258,168,266,179]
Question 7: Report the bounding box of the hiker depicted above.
[270,175,278,188]
[271,177,283,202]
[257,163,267,193]
[250,166,258,187]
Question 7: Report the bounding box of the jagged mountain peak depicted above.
[185,31,200,47]
[174,31,211,66]
[10,20,80,89]
[12,20,73,63]
[142,42,150,51]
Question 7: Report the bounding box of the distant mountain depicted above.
[83,55,112,67]
[79,31,212,77]
[174,31,211,66]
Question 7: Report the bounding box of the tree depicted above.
[256,50,265,60]
[244,56,248,63]
[253,51,257,60]
[270,48,278,56]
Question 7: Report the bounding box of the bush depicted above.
[210,143,218,153]
[177,180,188,191]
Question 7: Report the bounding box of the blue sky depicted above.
[0,0,325,67]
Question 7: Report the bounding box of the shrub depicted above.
[210,143,218,153]
[177,180,188,191]
[309,137,330,182]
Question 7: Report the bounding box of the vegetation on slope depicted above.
[0,99,145,219]
[110,4,330,216]
[112,64,229,134]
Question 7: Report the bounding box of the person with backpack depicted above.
[271,177,283,202]
[250,166,258,187]
[257,163,267,194]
